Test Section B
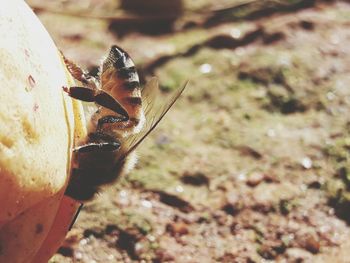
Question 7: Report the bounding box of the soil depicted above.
[27,0,350,262]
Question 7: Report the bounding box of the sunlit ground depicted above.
[27,0,350,262]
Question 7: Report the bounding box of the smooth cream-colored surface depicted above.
[0,0,82,262]
[0,0,74,222]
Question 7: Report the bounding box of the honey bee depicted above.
[62,45,187,201]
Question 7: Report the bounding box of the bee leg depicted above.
[96,115,127,130]
[61,52,96,87]
[94,90,129,119]
[62,86,95,102]
[68,203,83,231]
[73,132,121,153]
[74,141,120,153]
[63,86,129,119]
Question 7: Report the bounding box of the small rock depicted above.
[222,192,242,216]
[166,222,189,236]
[83,229,104,238]
[199,63,212,74]
[247,172,265,187]
[134,242,145,256]
[155,250,175,262]
[301,157,313,169]
[57,246,74,257]
[285,248,313,261]
[303,234,320,254]
[226,192,240,205]
[181,171,209,186]
[258,244,277,260]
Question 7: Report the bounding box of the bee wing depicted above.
[141,77,164,119]
[121,78,188,158]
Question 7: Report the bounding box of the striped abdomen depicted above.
[97,45,145,136]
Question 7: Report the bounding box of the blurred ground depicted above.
[27,0,350,262]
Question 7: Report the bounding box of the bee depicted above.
[62,45,187,201]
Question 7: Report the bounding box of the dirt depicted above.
[27,0,350,262]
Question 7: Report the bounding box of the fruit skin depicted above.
[0,1,84,262]
[31,196,82,263]
[0,192,64,263]
[0,1,73,224]
[32,75,87,263]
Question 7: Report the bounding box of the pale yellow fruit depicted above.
[0,0,85,262]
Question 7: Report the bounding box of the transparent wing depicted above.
[119,78,188,159]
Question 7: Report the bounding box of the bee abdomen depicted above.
[99,45,144,131]
[124,96,142,106]
[124,81,140,90]
[117,66,138,80]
